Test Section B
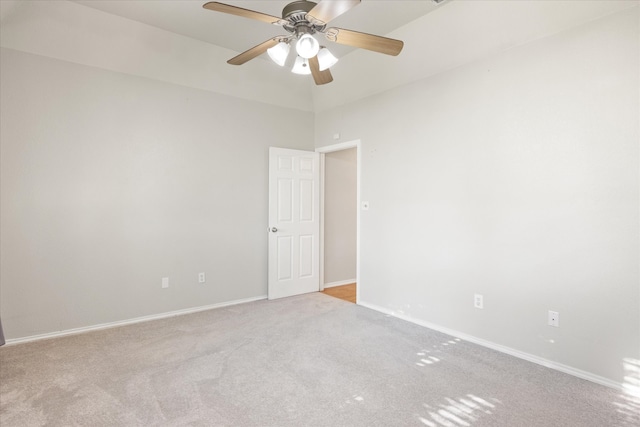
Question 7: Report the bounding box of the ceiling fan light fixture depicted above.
[291,56,311,75]
[317,47,338,71]
[267,41,290,66]
[296,34,320,59]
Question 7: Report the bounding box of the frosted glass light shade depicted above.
[296,34,319,59]
[291,56,311,75]
[267,42,290,67]
[317,47,338,71]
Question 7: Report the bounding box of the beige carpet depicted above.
[0,293,637,426]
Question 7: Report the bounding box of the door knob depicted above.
[271,227,278,233]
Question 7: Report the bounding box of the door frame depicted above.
[316,140,361,304]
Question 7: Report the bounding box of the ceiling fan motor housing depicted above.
[282,1,316,19]
[282,1,324,36]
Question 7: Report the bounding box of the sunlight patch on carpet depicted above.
[418,394,502,426]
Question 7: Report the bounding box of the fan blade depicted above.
[228,38,280,65]
[307,0,360,25]
[325,27,404,56]
[309,55,333,85]
[203,2,287,26]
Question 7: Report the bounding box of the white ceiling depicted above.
[2,0,636,112]
[72,0,441,60]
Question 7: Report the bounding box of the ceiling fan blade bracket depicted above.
[277,35,295,43]
[325,28,339,43]
[307,16,327,28]
[311,22,327,34]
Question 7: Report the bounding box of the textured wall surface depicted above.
[316,8,639,385]
[0,48,314,338]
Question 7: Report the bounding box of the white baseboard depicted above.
[4,295,628,395]
[4,295,267,346]
[357,300,625,393]
[323,279,357,288]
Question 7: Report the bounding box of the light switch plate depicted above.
[548,310,559,327]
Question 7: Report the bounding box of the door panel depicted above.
[268,147,320,299]
[299,179,314,221]
[277,178,293,221]
[299,234,314,278]
[277,236,293,281]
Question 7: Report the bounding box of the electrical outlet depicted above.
[198,272,206,283]
[162,277,169,289]
[548,310,559,327]
[474,294,483,309]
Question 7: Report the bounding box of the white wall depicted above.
[315,7,639,386]
[0,48,314,339]
[324,148,357,286]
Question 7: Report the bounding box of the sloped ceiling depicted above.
[71,0,440,60]
[311,0,638,111]
[1,0,637,112]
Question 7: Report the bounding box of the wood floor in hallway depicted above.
[321,283,356,303]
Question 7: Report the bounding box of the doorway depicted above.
[317,141,361,304]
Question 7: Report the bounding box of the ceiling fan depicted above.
[203,0,404,85]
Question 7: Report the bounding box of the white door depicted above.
[268,147,320,299]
